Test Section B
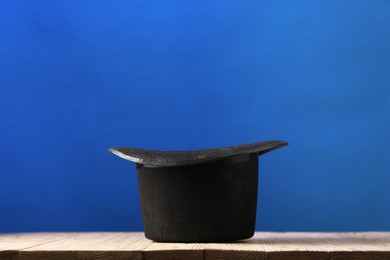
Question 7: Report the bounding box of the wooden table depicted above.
[0,232,389,259]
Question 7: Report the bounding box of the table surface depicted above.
[0,232,390,259]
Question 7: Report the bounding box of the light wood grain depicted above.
[0,232,389,260]
[144,240,204,260]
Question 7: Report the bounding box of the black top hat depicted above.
[109,140,287,242]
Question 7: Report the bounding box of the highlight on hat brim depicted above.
[108,141,288,167]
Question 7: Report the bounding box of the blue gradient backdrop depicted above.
[1,1,389,232]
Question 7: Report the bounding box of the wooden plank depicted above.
[203,232,390,251]
[143,241,204,260]
[0,250,18,260]
[22,232,151,251]
[203,232,390,260]
[0,232,151,260]
[20,232,151,260]
[0,233,73,250]
[0,232,390,259]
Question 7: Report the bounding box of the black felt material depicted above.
[137,155,259,242]
[109,141,288,242]
[109,140,287,167]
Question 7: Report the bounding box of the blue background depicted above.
[1,0,389,232]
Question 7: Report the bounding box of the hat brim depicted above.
[108,140,288,167]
